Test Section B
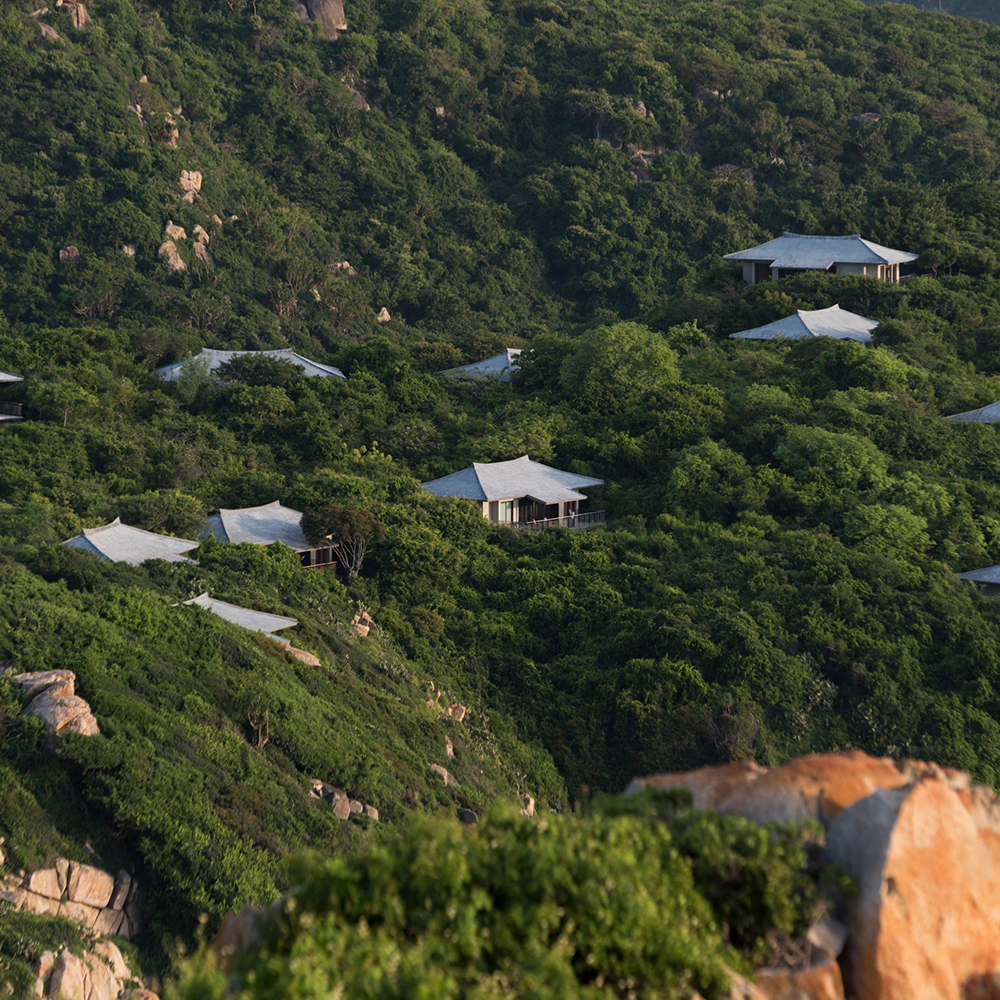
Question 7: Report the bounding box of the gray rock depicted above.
[305,0,346,38]
[109,870,130,911]
[459,809,478,825]
[348,800,363,813]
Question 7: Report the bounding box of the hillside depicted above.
[6,0,1000,989]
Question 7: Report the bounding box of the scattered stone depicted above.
[92,942,130,982]
[293,3,309,19]
[158,241,185,273]
[164,221,186,240]
[25,691,98,737]
[376,307,391,323]
[93,906,125,936]
[122,244,135,257]
[753,954,845,1000]
[633,99,648,117]
[0,836,5,868]
[68,4,90,29]
[39,22,59,39]
[193,242,215,268]
[351,611,375,637]
[58,247,79,263]
[448,703,467,722]
[520,794,535,818]
[445,736,454,759]
[332,260,357,275]
[435,106,446,118]
[29,8,49,16]
[459,809,478,824]
[192,224,209,244]
[806,915,848,959]
[362,804,379,821]
[694,84,733,104]
[211,214,223,227]
[139,75,147,82]
[10,670,74,701]
[852,112,880,124]
[287,646,320,666]
[180,170,202,204]
[431,764,456,785]
[348,800,363,813]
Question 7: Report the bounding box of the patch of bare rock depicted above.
[30,941,156,1000]
[309,779,378,821]
[629,750,1000,1000]
[7,669,99,738]
[0,859,140,938]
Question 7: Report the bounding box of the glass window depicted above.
[499,501,514,523]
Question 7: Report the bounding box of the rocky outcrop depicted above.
[351,610,375,637]
[302,0,346,39]
[447,703,467,722]
[193,242,215,268]
[0,860,139,937]
[430,763,456,785]
[376,307,391,323]
[309,779,378,821]
[33,943,155,1000]
[287,645,320,666]
[180,169,202,203]
[158,241,185,272]
[164,221,187,241]
[630,752,1000,1000]
[9,670,99,738]
[40,22,59,40]
[59,246,79,263]
[67,3,90,29]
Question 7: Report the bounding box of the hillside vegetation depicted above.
[5,0,1000,988]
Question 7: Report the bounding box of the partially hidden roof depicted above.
[203,500,310,551]
[421,455,604,504]
[0,370,24,383]
[729,305,879,343]
[439,349,523,381]
[723,233,919,269]
[960,565,1000,585]
[153,348,345,381]
[62,517,199,565]
[183,593,297,636]
[946,401,1000,424]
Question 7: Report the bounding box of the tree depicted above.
[215,355,303,387]
[300,504,387,581]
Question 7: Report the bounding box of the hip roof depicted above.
[729,305,879,343]
[421,455,604,503]
[724,232,918,268]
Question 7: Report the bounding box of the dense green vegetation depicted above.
[174,793,830,1000]
[5,0,1000,988]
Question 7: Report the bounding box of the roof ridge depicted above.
[782,232,861,240]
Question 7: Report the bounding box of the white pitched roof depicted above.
[421,455,604,504]
[203,500,310,552]
[0,370,23,383]
[960,565,1000,585]
[729,305,879,343]
[724,233,918,268]
[183,592,297,636]
[439,349,523,381]
[946,401,1000,424]
[62,518,199,565]
[153,348,345,381]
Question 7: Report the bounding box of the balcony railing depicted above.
[513,510,606,532]
[0,401,23,418]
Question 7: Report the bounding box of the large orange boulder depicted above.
[626,751,913,826]
[629,753,1000,1000]
[826,777,1000,1000]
